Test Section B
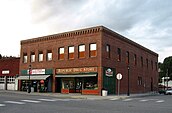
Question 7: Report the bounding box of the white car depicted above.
[165,89,172,95]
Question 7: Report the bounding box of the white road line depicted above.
[156,100,165,103]
[122,99,133,101]
[21,100,41,103]
[140,99,149,102]
[37,99,57,102]
[109,98,119,101]
[4,101,25,105]
[0,104,5,107]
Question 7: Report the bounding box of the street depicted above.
[0,91,172,113]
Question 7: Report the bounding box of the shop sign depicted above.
[2,70,10,74]
[27,69,45,75]
[106,68,113,77]
[56,67,97,74]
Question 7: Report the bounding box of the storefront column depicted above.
[52,75,56,93]
[98,67,103,95]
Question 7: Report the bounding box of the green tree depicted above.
[162,56,172,80]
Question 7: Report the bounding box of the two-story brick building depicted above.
[0,57,20,90]
[18,26,158,95]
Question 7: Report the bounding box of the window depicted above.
[90,43,97,57]
[146,59,148,68]
[23,53,27,63]
[47,50,52,61]
[141,56,143,67]
[68,46,74,59]
[151,60,153,70]
[7,76,15,83]
[126,51,129,64]
[30,52,35,63]
[155,62,158,70]
[117,48,121,61]
[0,76,4,83]
[134,54,137,65]
[83,77,98,90]
[106,44,110,58]
[79,45,85,58]
[59,47,65,60]
[138,77,142,85]
[38,51,43,62]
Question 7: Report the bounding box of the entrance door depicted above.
[56,78,61,93]
[75,78,82,93]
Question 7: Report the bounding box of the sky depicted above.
[0,0,171,63]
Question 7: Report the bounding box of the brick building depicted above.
[18,26,158,95]
[0,57,20,90]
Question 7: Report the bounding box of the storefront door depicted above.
[75,78,82,93]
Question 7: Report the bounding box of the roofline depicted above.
[21,25,158,57]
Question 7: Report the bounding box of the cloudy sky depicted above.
[0,0,171,62]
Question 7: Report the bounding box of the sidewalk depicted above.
[0,90,158,100]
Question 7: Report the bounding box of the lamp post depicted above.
[28,64,31,93]
[127,65,130,96]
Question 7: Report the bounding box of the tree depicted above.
[161,56,172,80]
[0,54,2,59]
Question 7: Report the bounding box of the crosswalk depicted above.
[0,98,83,107]
[109,98,165,103]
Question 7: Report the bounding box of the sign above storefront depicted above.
[2,70,10,74]
[106,68,113,77]
[56,67,97,74]
[27,69,45,75]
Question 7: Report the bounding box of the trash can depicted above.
[102,90,108,96]
[31,87,34,92]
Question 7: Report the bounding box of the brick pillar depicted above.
[52,75,56,93]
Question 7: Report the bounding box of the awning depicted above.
[16,75,50,80]
[55,74,97,78]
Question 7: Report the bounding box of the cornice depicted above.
[21,26,102,45]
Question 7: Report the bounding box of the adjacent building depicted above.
[0,57,20,90]
[18,26,158,95]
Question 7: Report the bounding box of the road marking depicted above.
[156,100,165,103]
[122,99,133,101]
[4,101,25,105]
[110,98,119,101]
[21,100,41,103]
[0,104,5,107]
[140,99,149,102]
[37,99,57,102]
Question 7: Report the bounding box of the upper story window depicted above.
[59,47,65,60]
[23,53,27,63]
[126,51,129,64]
[141,56,143,67]
[134,54,137,65]
[155,62,158,71]
[47,50,52,61]
[89,43,97,57]
[106,44,110,58]
[30,52,35,63]
[117,48,121,61]
[68,46,74,59]
[146,59,148,68]
[79,44,85,58]
[38,51,43,62]
[151,60,153,70]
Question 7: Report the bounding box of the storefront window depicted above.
[83,77,98,90]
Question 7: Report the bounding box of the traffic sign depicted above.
[116,73,122,80]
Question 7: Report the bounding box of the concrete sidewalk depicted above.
[0,90,158,100]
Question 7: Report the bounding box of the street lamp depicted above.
[127,65,130,96]
[28,64,31,93]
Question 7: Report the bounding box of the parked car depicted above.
[165,89,172,95]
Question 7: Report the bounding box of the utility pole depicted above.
[166,69,168,90]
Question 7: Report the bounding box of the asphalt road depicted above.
[0,91,172,113]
